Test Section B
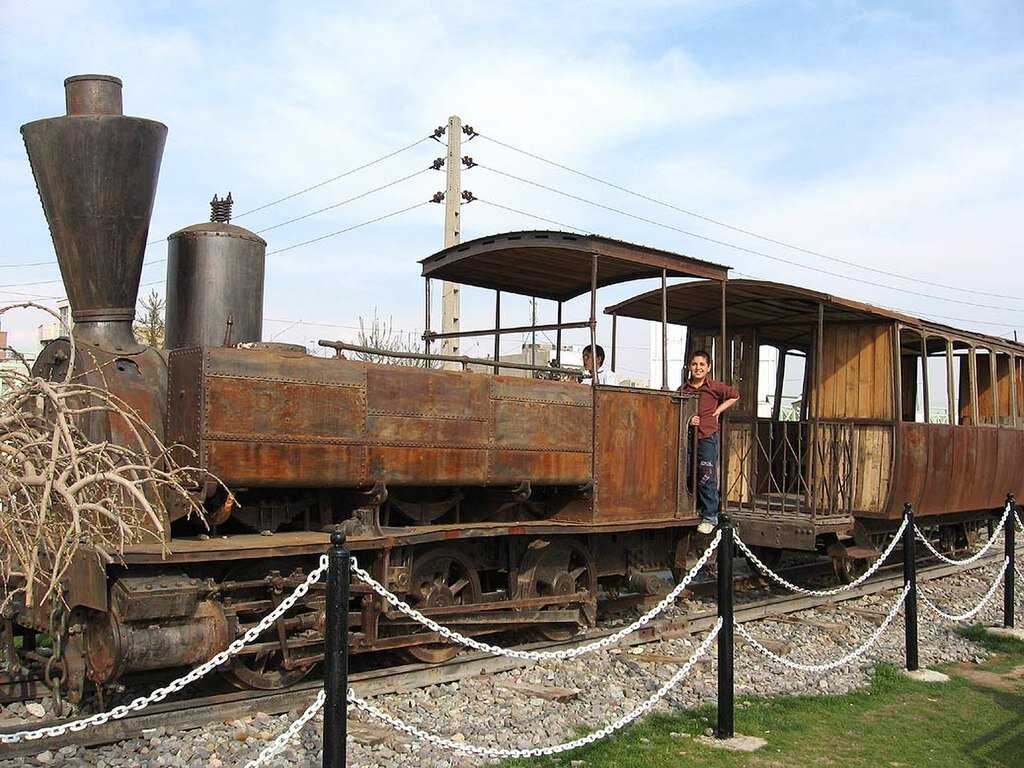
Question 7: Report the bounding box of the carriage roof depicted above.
[605,279,1024,353]
[420,230,729,302]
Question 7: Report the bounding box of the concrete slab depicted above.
[697,733,768,752]
[903,668,950,683]
[987,626,1024,641]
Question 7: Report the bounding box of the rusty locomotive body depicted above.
[9,76,726,701]
[5,75,1015,703]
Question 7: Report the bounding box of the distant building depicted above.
[468,342,585,380]
[37,299,71,346]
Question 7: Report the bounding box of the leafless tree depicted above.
[356,310,437,367]
[133,289,165,347]
[0,303,215,614]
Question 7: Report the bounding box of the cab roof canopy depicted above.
[420,230,729,302]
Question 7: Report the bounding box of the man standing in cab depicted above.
[682,350,739,534]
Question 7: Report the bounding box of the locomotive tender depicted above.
[6,74,1012,704]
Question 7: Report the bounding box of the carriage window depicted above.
[899,329,926,423]
[756,345,779,419]
[975,347,996,425]
[782,351,806,421]
[925,337,951,424]
[756,345,806,421]
[951,341,974,426]
[996,352,1013,426]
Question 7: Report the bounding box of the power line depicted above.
[141,134,435,247]
[477,132,1020,302]
[0,260,52,269]
[267,201,430,256]
[235,135,433,219]
[473,198,588,234]
[478,164,1024,315]
[256,168,430,234]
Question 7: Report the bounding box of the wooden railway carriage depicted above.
[607,279,1024,579]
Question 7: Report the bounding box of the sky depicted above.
[2,0,1023,383]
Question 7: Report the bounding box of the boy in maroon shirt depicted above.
[681,351,740,533]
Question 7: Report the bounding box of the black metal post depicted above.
[323,532,350,768]
[902,503,918,672]
[1004,493,1016,629]
[716,515,735,739]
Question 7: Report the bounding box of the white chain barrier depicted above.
[0,555,331,745]
[349,530,722,662]
[735,518,908,597]
[918,557,1009,622]
[736,583,910,672]
[913,506,1010,566]
[348,618,722,760]
[1016,509,1024,534]
[242,690,326,768]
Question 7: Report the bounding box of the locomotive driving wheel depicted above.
[402,547,482,663]
[518,539,597,642]
[221,562,319,690]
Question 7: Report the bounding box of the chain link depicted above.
[349,531,721,662]
[913,505,1010,566]
[348,618,722,759]
[735,518,908,597]
[918,557,1009,622]
[0,554,330,744]
[736,583,910,672]
[242,690,326,768]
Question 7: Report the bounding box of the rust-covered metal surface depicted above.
[586,388,696,522]
[167,345,594,489]
[421,231,729,302]
[882,424,1024,520]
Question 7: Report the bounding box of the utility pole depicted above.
[441,115,462,369]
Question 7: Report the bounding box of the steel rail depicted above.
[0,548,1017,759]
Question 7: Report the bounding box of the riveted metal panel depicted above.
[206,377,365,441]
[205,442,367,487]
[366,446,487,484]
[593,389,681,522]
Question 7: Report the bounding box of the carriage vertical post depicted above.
[1004,493,1016,629]
[901,502,919,672]
[716,515,735,739]
[323,532,350,768]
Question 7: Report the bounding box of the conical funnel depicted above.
[21,75,167,348]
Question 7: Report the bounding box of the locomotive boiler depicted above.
[10,75,726,701]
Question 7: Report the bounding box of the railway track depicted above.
[0,550,1012,760]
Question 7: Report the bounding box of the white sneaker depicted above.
[697,520,715,535]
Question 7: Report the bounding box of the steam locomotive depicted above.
[10,75,720,703]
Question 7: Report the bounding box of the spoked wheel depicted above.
[518,539,597,642]
[743,545,783,575]
[938,524,969,556]
[222,562,318,690]
[832,554,868,584]
[402,547,482,663]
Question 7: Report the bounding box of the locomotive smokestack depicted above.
[21,75,167,349]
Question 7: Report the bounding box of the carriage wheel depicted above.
[519,539,597,642]
[402,547,482,663]
[832,554,868,584]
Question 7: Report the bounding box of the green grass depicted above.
[500,627,1024,768]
